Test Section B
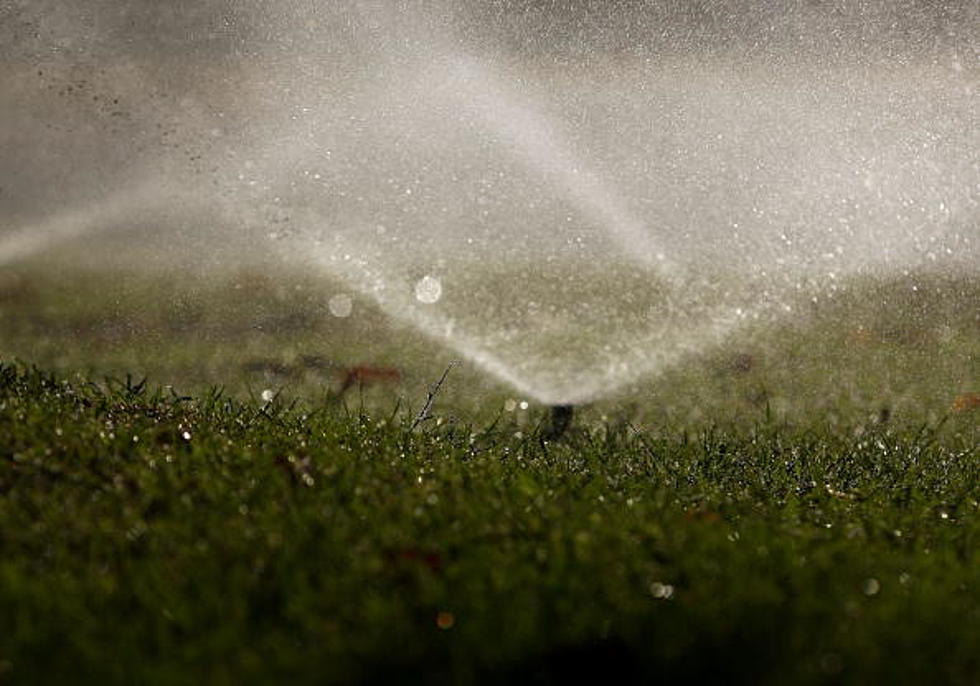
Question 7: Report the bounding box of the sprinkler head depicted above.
[543,404,574,440]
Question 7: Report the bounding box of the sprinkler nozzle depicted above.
[544,404,574,440]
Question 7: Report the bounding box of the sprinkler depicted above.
[543,404,574,440]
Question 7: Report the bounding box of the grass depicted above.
[0,261,978,683]
[1,364,977,684]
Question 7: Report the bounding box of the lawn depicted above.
[0,261,977,683]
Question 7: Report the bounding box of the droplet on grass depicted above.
[862,578,881,596]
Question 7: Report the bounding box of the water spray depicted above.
[2,3,975,408]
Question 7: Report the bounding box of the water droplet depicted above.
[415,275,442,304]
[181,431,192,441]
[862,578,880,596]
[328,293,353,318]
[261,389,275,402]
[649,582,675,600]
[504,399,517,412]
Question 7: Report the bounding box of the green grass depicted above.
[1,364,978,684]
[0,262,978,683]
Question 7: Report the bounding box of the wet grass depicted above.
[0,262,978,682]
[0,363,977,684]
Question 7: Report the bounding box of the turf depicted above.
[0,262,977,683]
[1,363,978,684]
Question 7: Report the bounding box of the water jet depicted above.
[1,3,975,407]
